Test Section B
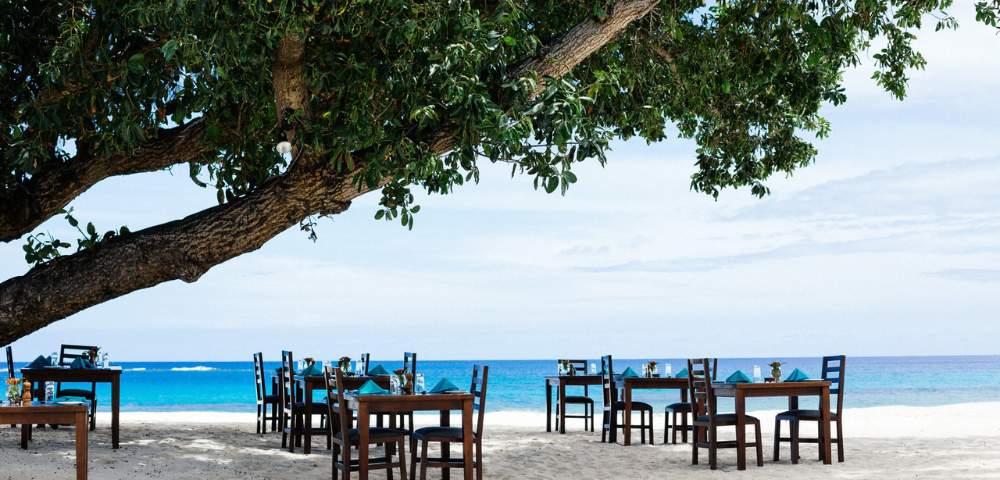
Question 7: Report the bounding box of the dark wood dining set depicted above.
[546,355,846,471]
[253,350,490,480]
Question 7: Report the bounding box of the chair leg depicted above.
[754,423,763,467]
[600,411,608,443]
[708,426,718,470]
[639,410,646,444]
[773,417,781,461]
[419,439,429,480]
[663,410,669,444]
[398,439,408,480]
[410,437,418,480]
[475,440,483,480]
[281,414,288,448]
[256,404,262,434]
[681,412,688,443]
[836,419,845,462]
[691,426,699,465]
[790,419,799,464]
[90,399,97,431]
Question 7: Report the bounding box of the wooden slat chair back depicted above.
[361,353,371,375]
[600,355,616,442]
[471,365,489,438]
[404,352,417,375]
[823,355,846,416]
[252,352,279,434]
[279,350,297,449]
[57,344,99,430]
[5,346,12,379]
[687,358,716,421]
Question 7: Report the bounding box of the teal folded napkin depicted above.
[50,396,89,404]
[430,378,461,393]
[367,364,389,376]
[70,358,95,369]
[725,370,751,384]
[27,355,51,369]
[620,367,640,378]
[674,368,689,378]
[784,368,810,382]
[357,380,389,395]
[299,363,322,376]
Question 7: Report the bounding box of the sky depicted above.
[3,5,1000,361]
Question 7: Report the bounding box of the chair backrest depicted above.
[252,352,267,402]
[687,358,718,423]
[60,344,99,365]
[470,365,489,437]
[5,346,13,379]
[326,367,353,467]
[600,355,616,407]
[404,352,417,375]
[280,350,296,418]
[362,353,371,375]
[822,355,846,415]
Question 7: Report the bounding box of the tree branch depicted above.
[0,119,211,242]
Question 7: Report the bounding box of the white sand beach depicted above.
[2,403,1000,479]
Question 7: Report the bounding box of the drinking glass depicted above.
[297,359,304,373]
[390,376,401,394]
[651,363,659,377]
[664,363,673,377]
[415,373,426,394]
[590,363,597,375]
[101,352,109,369]
[49,351,58,366]
[752,365,762,383]
[45,381,54,402]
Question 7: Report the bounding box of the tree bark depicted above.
[0,0,659,346]
[0,120,211,242]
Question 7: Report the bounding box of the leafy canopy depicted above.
[3,0,998,260]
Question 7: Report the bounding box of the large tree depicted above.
[1,0,998,345]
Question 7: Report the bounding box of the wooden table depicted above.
[544,375,601,433]
[21,367,122,449]
[296,375,388,454]
[347,393,475,480]
[1,403,88,479]
[713,381,832,470]
[616,376,688,445]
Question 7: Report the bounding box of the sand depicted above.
[2,403,1000,479]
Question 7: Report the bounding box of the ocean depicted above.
[5,356,999,413]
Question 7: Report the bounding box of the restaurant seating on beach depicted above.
[600,355,654,444]
[556,359,595,432]
[774,355,846,463]
[664,357,717,444]
[55,344,100,430]
[280,350,330,453]
[688,357,764,469]
[253,352,280,434]
[410,365,489,480]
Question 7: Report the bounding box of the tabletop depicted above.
[713,380,831,397]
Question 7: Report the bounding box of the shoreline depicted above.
[107,401,1000,438]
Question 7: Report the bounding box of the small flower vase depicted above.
[771,367,782,382]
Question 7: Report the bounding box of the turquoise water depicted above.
[4,356,999,412]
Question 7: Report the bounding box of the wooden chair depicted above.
[664,358,717,444]
[253,353,280,434]
[773,355,846,463]
[556,359,595,432]
[410,365,488,480]
[361,353,371,375]
[56,344,99,431]
[600,355,654,444]
[326,367,409,480]
[688,358,763,469]
[280,350,329,453]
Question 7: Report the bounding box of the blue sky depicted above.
[4,5,1000,360]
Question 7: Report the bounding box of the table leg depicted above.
[462,399,473,480]
[76,410,88,480]
[545,381,552,433]
[441,409,451,480]
[20,422,28,449]
[820,387,832,465]
[735,390,747,471]
[558,383,566,434]
[111,375,120,449]
[358,404,370,480]
[304,383,313,454]
[623,384,632,446]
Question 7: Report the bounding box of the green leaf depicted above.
[161,39,179,61]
